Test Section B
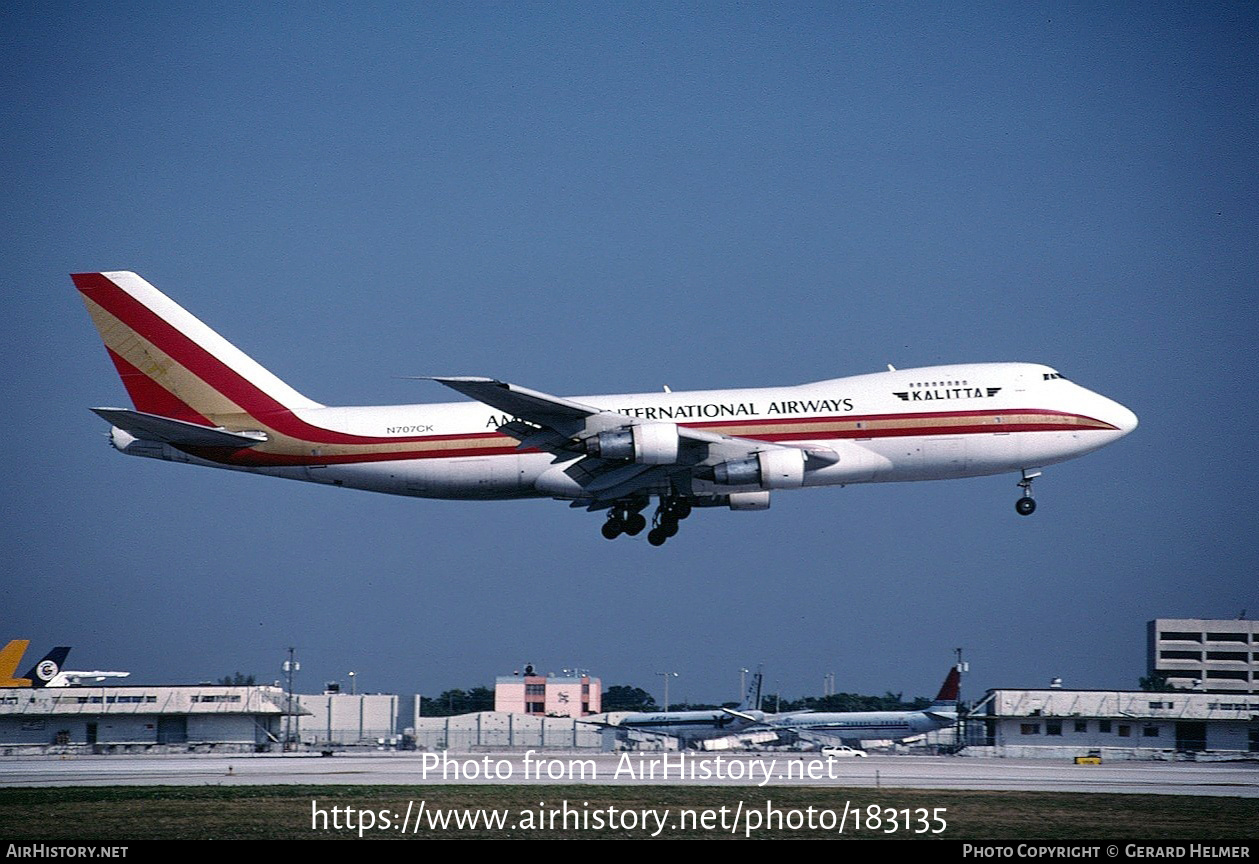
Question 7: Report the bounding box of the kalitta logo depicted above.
[892,387,1001,402]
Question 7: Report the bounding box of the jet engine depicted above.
[584,422,679,465]
[712,449,806,489]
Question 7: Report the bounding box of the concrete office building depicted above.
[1147,618,1258,695]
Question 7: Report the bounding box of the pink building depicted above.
[494,666,601,718]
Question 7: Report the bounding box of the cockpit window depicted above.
[1042,372,1068,381]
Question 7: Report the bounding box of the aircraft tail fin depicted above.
[72,271,321,428]
[0,640,31,687]
[20,647,71,689]
[737,667,763,712]
[930,666,962,708]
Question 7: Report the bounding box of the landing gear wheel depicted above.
[624,512,647,536]
[660,517,679,538]
[663,498,692,520]
[647,527,668,546]
[601,519,624,540]
[1014,469,1041,517]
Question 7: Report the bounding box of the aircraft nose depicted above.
[1107,399,1139,436]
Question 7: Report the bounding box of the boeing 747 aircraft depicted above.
[74,271,1137,544]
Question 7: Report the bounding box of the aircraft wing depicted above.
[429,377,837,502]
[574,717,619,730]
[425,378,599,435]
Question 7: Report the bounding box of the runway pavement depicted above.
[2,751,1256,796]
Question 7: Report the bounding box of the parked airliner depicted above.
[74,272,1137,544]
[754,667,961,748]
[591,672,765,748]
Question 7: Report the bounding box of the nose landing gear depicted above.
[1015,470,1041,516]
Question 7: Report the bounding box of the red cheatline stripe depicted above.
[768,420,1103,442]
[185,414,1108,466]
[685,406,1108,427]
[106,349,215,426]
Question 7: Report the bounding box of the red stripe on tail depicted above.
[934,667,961,703]
[105,348,214,426]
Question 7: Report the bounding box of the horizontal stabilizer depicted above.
[91,408,268,448]
[721,707,761,723]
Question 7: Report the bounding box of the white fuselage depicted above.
[601,708,767,745]
[114,362,1136,504]
[770,708,957,743]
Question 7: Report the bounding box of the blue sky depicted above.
[4,3,1256,706]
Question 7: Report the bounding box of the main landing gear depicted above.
[1015,469,1041,516]
[602,496,692,545]
[601,504,647,540]
[646,496,692,546]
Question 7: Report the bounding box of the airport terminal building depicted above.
[0,685,290,754]
[967,687,1259,759]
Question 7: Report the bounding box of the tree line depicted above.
[415,684,931,716]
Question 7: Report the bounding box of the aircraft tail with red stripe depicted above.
[924,666,962,722]
[73,271,322,431]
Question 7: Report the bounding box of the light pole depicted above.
[282,648,300,751]
[740,667,749,702]
[655,671,678,712]
[348,671,356,695]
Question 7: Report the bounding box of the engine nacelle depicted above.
[712,449,806,489]
[585,422,679,465]
[728,491,771,511]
